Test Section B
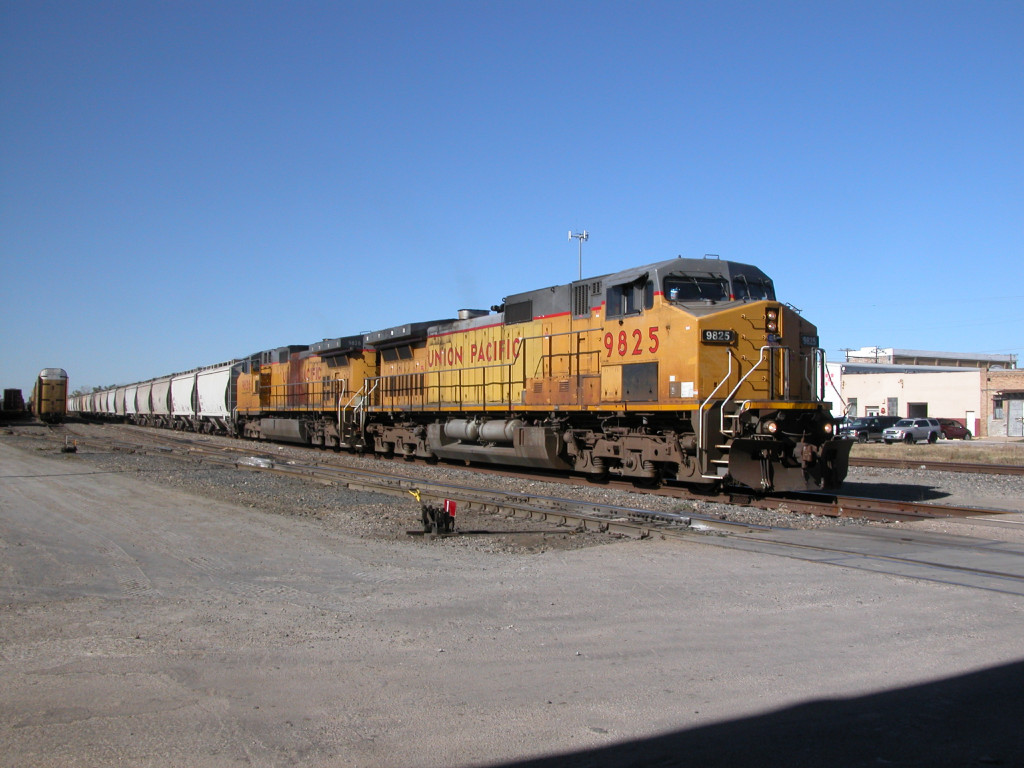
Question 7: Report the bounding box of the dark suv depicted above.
[838,416,901,442]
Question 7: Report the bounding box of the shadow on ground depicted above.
[489,659,1024,768]
[840,481,949,502]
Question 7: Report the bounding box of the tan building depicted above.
[829,363,981,433]
[828,349,1019,438]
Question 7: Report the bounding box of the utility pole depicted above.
[569,230,588,280]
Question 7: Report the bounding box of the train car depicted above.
[136,380,154,424]
[169,371,195,428]
[114,386,127,418]
[2,388,27,421]
[125,384,138,417]
[151,377,172,427]
[195,362,239,433]
[32,368,68,424]
[361,257,848,491]
[235,338,378,447]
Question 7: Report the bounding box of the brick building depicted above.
[982,369,1024,438]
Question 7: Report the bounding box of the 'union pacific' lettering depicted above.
[428,337,522,368]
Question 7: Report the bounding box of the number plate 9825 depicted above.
[701,329,736,344]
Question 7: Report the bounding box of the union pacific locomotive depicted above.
[70,257,850,492]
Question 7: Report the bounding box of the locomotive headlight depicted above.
[824,422,834,435]
[765,308,779,333]
[764,420,778,434]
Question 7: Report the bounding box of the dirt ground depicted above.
[2,436,1023,767]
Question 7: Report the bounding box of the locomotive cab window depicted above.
[663,275,729,303]
[606,278,651,318]
[732,274,775,301]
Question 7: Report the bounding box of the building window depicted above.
[847,397,857,417]
[994,399,1004,420]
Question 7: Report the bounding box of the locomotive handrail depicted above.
[720,346,770,416]
[701,345,791,474]
[805,348,827,403]
[338,379,375,436]
[697,352,734,473]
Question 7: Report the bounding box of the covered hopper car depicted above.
[71,257,850,492]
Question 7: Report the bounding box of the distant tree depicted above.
[70,385,120,395]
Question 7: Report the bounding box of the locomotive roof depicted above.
[365,319,455,348]
[504,256,771,303]
[496,256,773,322]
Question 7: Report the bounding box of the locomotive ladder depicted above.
[337,379,379,446]
[699,347,790,481]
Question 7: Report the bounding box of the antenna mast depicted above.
[569,230,589,280]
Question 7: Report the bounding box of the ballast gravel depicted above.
[11,422,873,549]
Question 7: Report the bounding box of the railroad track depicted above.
[30,423,1020,526]
[849,456,1024,476]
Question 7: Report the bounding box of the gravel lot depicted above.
[3,424,1024,766]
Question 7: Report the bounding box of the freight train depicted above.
[32,368,68,424]
[69,257,851,492]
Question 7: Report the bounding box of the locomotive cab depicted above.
[636,258,849,491]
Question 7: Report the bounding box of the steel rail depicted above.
[849,456,1024,476]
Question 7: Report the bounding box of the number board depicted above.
[701,329,736,345]
[801,334,819,348]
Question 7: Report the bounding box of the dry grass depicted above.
[850,439,1024,465]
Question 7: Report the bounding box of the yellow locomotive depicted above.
[358,256,848,491]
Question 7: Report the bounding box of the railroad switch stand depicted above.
[409,490,457,534]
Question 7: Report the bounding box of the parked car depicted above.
[882,418,942,444]
[938,418,972,440]
[838,415,901,442]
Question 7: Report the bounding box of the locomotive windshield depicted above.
[663,275,730,302]
[732,274,775,300]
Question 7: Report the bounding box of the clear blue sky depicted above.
[2,0,1022,393]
